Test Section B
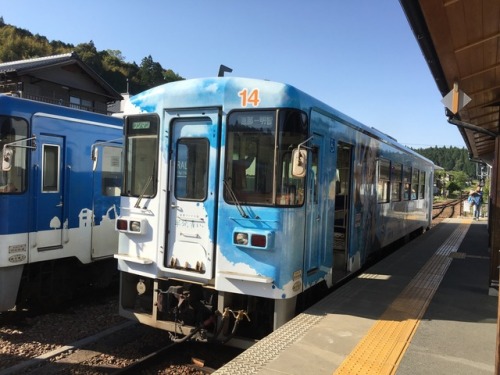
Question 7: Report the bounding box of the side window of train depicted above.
[0,116,28,193]
[278,150,305,206]
[411,168,419,200]
[377,158,390,203]
[391,162,402,202]
[310,148,319,204]
[403,166,412,200]
[276,109,308,206]
[419,171,426,199]
[175,138,208,201]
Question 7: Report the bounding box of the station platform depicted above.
[214,218,497,375]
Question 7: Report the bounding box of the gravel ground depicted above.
[0,297,126,372]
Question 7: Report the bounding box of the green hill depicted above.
[0,16,184,94]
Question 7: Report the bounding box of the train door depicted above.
[91,144,122,259]
[36,135,65,249]
[304,133,325,283]
[164,109,220,280]
[333,142,352,275]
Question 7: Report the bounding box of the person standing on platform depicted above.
[469,186,483,220]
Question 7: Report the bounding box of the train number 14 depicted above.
[238,88,260,107]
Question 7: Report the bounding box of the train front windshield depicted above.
[123,115,159,197]
[225,109,308,206]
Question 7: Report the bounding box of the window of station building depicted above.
[403,165,412,200]
[391,162,402,202]
[377,158,390,203]
[411,168,419,200]
[419,170,426,199]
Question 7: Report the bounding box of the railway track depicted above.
[113,341,241,375]
[432,198,464,224]
[0,311,242,375]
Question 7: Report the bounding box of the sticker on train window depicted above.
[238,88,260,107]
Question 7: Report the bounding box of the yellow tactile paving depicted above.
[334,220,471,375]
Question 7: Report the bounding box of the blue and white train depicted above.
[115,77,434,343]
[0,95,122,312]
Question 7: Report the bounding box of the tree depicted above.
[74,41,103,74]
[447,181,461,196]
[413,146,476,178]
[163,69,184,83]
[448,170,469,192]
[136,55,165,90]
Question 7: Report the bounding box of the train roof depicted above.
[0,94,123,127]
[129,77,433,165]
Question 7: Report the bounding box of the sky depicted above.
[0,0,465,148]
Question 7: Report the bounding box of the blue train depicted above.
[115,77,434,343]
[0,95,122,312]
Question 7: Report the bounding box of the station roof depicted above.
[400,0,500,165]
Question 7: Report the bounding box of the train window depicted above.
[278,151,305,205]
[391,162,402,201]
[277,110,308,206]
[419,171,426,199]
[123,114,159,197]
[412,168,419,200]
[310,149,319,204]
[42,145,60,192]
[403,166,412,200]
[377,158,390,203]
[175,138,208,200]
[225,109,308,206]
[0,116,28,194]
[101,146,122,196]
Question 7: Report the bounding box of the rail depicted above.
[432,198,464,220]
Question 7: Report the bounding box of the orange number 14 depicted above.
[238,88,260,107]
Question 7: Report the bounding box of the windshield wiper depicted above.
[223,179,248,218]
[135,174,153,209]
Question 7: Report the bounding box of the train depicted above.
[0,95,122,312]
[115,77,434,344]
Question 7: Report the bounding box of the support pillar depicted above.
[492,137,500,375]
[491,137,500,293]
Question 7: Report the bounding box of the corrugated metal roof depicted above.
[0,52,76,73]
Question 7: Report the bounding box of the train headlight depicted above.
[234,232,249,245]
[130,221,142,232]
[116,216,147,235]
